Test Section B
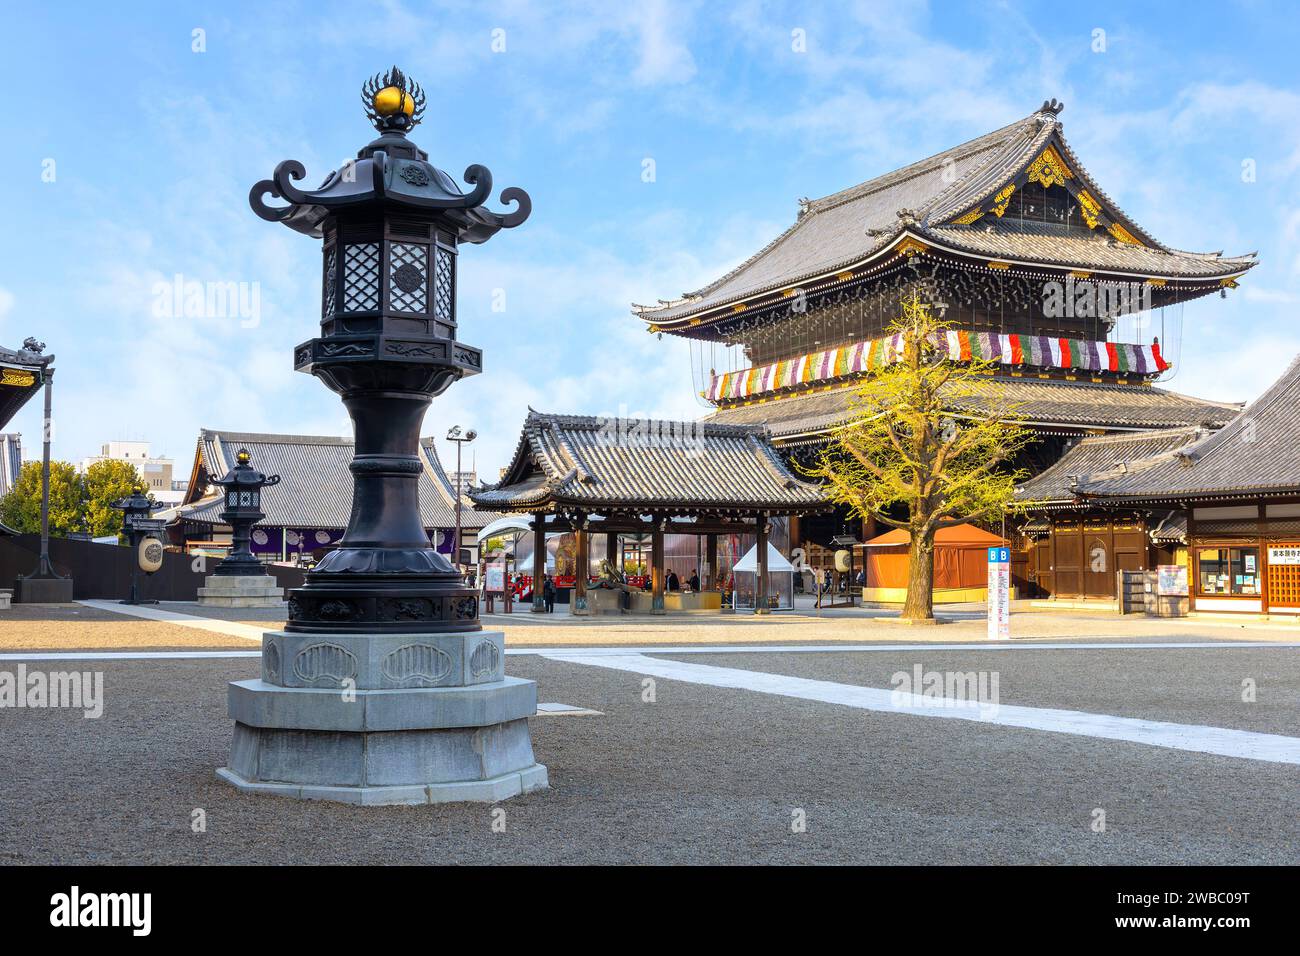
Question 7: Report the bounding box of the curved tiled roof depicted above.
[925,226,1256,278]
[173,429,501,531]
[1015,426,1205,505]
[470,411,826,514]
[637,104,1255,325]
[705,378,1241,440]
[1077,355,1300,501]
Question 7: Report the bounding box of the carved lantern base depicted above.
[218,629,547,804]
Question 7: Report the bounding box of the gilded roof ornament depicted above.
[361,66,427,133]
[1026,145,1073,190]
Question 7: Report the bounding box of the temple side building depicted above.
[1061,356,1300,615]
[169,429,502,566]
[634,100,1255,596]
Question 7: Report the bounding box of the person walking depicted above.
[543,574,556,613]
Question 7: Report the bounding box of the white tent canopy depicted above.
[733,542,794,573]
[476,515,537,540]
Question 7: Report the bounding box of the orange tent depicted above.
[856,524,1008,590]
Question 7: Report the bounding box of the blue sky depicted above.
[1,0,1297,480]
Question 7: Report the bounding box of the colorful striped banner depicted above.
[705,332,1172,402]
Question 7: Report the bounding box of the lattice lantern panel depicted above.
[388,242,429,313]
[434,245,454,323]
[342,242,381,311]
[322,245,337,318]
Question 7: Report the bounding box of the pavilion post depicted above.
[705,533,718,590]
[651,520,665,614]
[532,511,547,613]
[605,530,618,574]
[755,512,770,615]
[573,520,589,615]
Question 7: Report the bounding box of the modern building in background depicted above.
[80,440,183,505]
[0,433,21,497]
[449,470,477,496]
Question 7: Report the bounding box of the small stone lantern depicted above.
[196,449,285,608]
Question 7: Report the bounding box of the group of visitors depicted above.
[641,568,703,592]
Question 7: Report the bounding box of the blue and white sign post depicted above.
[987,546,1011,641]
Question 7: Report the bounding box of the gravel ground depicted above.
[1,647,1296,865]
[0,604,255,650]
[4,600,1298,654]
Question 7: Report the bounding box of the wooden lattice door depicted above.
[1267,544,1300,609]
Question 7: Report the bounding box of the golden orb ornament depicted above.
[373,86,415,117]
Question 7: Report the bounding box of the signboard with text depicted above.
[987,546,1010,640]
[484,563,505,593]
[1268,547,1300,566]
[1156,565,1189,596]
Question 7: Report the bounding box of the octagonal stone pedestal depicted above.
[217,629,548,804]
[197,574,284,608]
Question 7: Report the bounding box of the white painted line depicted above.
[511,641,1300,656]
[540,652,1300,766]
[2,640,1293,664]
[0,651,260,661]
[77,600,265,641]
[535,702,604,716]
[2,639,1289,660]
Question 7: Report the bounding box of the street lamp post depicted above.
[13,339,74,604]
[219,67,546,804]
[446,425,476,576]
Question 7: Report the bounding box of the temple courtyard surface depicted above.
[1,599,1296,864]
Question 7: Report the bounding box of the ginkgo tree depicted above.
[802,292,1034,622]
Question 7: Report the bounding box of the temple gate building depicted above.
[633,100,1255,598]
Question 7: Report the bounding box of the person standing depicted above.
[543,574,556,613]
[687,568,700,592]
[666,568,680,591]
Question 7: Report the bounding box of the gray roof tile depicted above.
[638,106,1254,324]
[173,429,502,530]
[1015,427,1204,504]
[705,378,1240,438]
[471,412,826,514]
[1077,355,1300,501]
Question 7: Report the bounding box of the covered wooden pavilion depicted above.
[469,411,827,613]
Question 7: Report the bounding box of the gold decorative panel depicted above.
[1027,145,1073,189]
[991,184,1016,217]
[1076,188,1101,228]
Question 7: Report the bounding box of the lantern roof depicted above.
[251,67,530,243]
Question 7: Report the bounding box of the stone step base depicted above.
[217,763,548,805]
[198,574,284,607]
[197,594,285,607]
[220,674,545,804]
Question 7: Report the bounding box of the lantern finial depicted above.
[361,66,426,133]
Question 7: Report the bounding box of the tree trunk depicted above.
[901,531,936,622]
